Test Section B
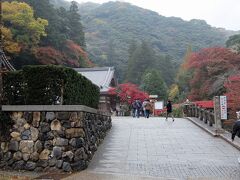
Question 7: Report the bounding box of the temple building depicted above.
[74,67,118,112]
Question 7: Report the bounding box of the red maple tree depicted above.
[224,74,240,118]
[187,47,240,101]
[108,83,149,104]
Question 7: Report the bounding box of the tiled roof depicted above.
[74,67,116,93]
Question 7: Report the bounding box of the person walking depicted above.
[131,101,137,117]
[232,120,240,141]
[166,100,174,121]
[142,99,148,118]
[135,99,142,118]
[231,117,240,164]
[144,99,152,118]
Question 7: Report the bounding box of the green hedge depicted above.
[3,65,100,108]
[3,71,25,105]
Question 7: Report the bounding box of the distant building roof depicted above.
[74,67,117,93]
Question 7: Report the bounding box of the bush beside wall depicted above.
[3,65,100,108]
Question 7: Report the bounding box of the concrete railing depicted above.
[0,105,111,172]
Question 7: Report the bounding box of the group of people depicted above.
[131,99,174,120]
[131,99,153,118]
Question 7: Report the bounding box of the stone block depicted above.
[52,146,62,159]
[74,147,87,161]
[1,142,9,153]
[16,118,27,127]
[53,138,68,146]
[3,152,12,161]
[62,151,74,162]
[62,121,71,129]
[30,127,39,141]
[44,140,53,149]
[40,122,50,133]
[32,112,41,127]
[22,153,30,161]
[69,138,84,148]
[69,112,78,122]
[46,132,54,140]
[19,140,34,154]
[13,160,25,170]
[39,149,50,160]
[13,151,22,161]
[62,162,72,172]
[56,160,63,168]
[30,152,39,162]
[56,112,70,120]
[51,119,61,131]
[37,160,48,168]
[65,128,85,138]
[21,130,31,140]
[10,132,21,140]
[46,112,56,121]
[71,160,87,171]
[11,112,23,121]
[34,140,43,153]
[25,161,36,171]
[8,141,19,152]
[24,123,30,130]
[49,157,57,167]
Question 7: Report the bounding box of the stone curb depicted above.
[185,117,240,151]
[185,117,217,137]
[2,105,111,116]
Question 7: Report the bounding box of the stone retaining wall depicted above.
[0,105,111,172]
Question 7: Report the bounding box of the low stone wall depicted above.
[0,105,111,172]
[184,104,215,126]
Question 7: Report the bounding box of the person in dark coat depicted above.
[166,100,174,121]
[232,120,240,141]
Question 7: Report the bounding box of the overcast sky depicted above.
[66,0,240,31]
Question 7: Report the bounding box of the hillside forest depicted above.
[2,0,240,118]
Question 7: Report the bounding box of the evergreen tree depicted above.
[140,69,167,100]
[20,0,68,49]
[125,41,155,85]
[226,34,240,53]
[154,55,176,86]
[67,1,86,48]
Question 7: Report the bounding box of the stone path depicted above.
[65,117,240,180]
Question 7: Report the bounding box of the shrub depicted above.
[3,65,100,108]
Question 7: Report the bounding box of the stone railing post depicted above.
[213,96,223,135]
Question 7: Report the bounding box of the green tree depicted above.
[125,41,155,85]
[140,69,167,100]
[154,55,176,86]
[67,1,86,48]
[3,1,48,51]
[226,34,240,53]
[175,46,193,100]
[21,0,68,49]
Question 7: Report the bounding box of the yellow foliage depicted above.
[168,84,179,100]
[2,1,48,53]
[1,27,21,54]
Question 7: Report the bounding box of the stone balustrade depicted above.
[183,104,215,127]
[0,105,111,172]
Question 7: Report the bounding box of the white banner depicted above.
[154,101,164,110]
[220,96,227,120]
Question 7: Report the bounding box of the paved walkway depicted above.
[66,117,240,180]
